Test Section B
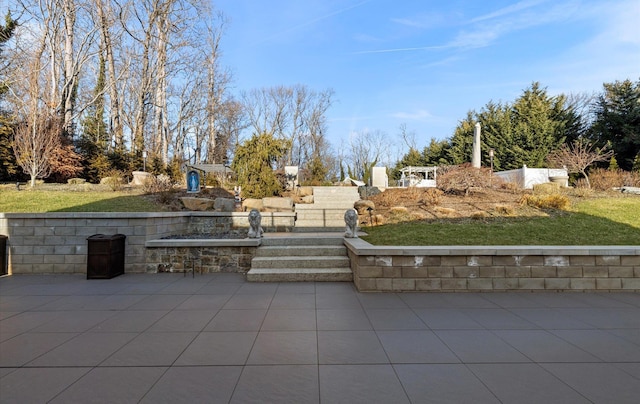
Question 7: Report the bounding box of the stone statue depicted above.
[344,209,358,238]
[247,209,264,238]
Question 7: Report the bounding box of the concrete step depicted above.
[246,267,353,282]
[260,235,344,246]
[296,203,357,210]
[254,245,347,257]
[251,256,350,269]
[295,220,348,228]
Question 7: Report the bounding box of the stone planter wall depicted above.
[144,239,261,274]
[345,238,640,292]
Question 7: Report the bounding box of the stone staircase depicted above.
[246,233,352,282]
[294,186,360,229]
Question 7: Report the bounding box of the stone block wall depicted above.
[345,238,640,292]
[0,212,295,275]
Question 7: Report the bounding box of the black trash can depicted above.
[87,234,126,279]
[0,235,7,276]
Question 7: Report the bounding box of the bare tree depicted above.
[14,113,62,186]
[546,138,614,188]
[345,129,392,184]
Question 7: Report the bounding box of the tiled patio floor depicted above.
[1,273,639,403]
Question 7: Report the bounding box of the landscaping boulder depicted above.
[354,200,375,215]
[262,197,294,212]
[242,198,263,212]
[298,186,314,197]
[214,198,236,212]
[180,197,214,211]
[301,195,314,204]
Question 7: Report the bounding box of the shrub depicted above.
[470,211,489,219]
[494,204,515,216]
[438,164,493,195]
[142,174,174,194]
[519,194,570,210]
[67,178,86,185]
[532,182,560,194]
[589,168,624,191]
[101,169,125,191]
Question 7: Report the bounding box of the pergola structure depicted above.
[397,166,437,187]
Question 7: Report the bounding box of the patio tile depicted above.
[511,308,594,329]
[365,308,428,330]
[461,308,539,329]
[316,309,372,330]
[223,293,273,309]
[247,331,317,365]
[235,282,278,295]
[174,294,232,310]
[89,310,167,332]
[414,308,483,330]
[204,309,267,331]
[318,330,388,364]
[541,363,640,403]
[560,308,640,329]
[101,332,197,366]
[30,310,117,333]
[127,294,190,310]
[398,293,448,308]
[494,330,600,362]
[175,331,257,365]
[440,293,498,308]
[319,364,410,404]
[0,294,61,311]
[550,329,640,362]
[357,293,408,309]
[28,332,137,366]
[613,362,640,379]
[231,365,318,404]
[435,330,530,363]
[146,310,217,332]
[275,282,316,294]
[315,292,362,309]
[141,366,242,403]
[394,364,499,403]
[469,363,590,404]
[0,367,91,403]
[377,330,460,363]
[0,332,77,366]
[261,309,316,331]
[480,293,539,308]
[269,293,316,309]
[49,366,166,404]
[314,282,357,295]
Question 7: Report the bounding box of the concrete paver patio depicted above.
[1,273,639,403]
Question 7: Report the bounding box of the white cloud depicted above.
[391,109,433,120]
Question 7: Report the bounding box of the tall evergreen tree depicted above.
[590,79,640,171]
[231,133,290,199]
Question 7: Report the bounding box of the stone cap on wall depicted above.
[344,238,640,256]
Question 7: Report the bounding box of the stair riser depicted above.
[260,238,344,247]
[251,258,350,269]
[255,247,347,257]
[247,272,353,282]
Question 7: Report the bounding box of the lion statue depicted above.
[247,209,264,238]
[344,209,359,238]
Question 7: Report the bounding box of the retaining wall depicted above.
[0,212,294,274]
[345,238,640,292]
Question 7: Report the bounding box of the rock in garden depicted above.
[180,197,214,211]
[354,200,375,215]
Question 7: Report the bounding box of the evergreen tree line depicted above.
[392,80,640,180]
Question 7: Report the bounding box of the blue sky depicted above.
[215,0,640,150]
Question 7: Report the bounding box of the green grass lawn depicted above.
[362,196,640,246]
[0,189,160,212]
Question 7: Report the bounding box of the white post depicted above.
[472,123,481,168]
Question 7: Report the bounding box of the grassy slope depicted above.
[362,197,640,246]
[0,189,159,212]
